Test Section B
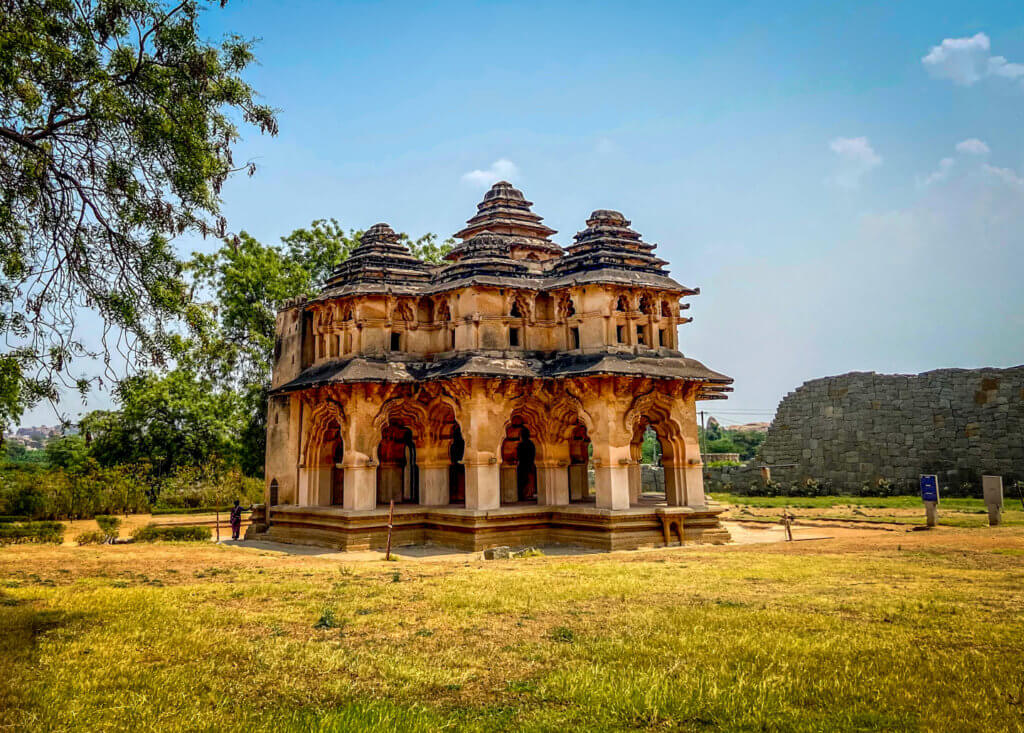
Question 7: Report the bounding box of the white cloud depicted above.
[923,32,1024,86]
[920,139,1002,187]
[461,159,519,187]
[955,138,990,155]
[827,136,882,189]
[982,164,1024,189]
[919,156,955,187]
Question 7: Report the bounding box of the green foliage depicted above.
[43,434,88,469]
[82,371,245,474]
[131,524,210,542]
[0,0,277,430]
[74,530,108,545]
[94,514,121,540]
[640,426,661,464]
[3,441,47,465]
[0,521,64,545]
[314,608,341,630]
[699,425,766,461]
[705,438,741,455]
[154,461,262,509]
[0,460,149,519]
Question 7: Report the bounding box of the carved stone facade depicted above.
[254,182,732,550]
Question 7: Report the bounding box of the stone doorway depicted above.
[330,440,345,505]
[568,422,593,502]
[448,423,465,505]
[501,417,537,504]
[377,422,419,505]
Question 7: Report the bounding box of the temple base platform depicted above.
[245,502,730,552]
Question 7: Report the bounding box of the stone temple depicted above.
[249,181,733,550]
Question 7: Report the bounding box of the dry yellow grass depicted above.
[2,528,1023,731]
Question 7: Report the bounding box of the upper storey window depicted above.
[510,301,521,318]
[615,295,628,312]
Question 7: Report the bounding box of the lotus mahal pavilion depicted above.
[247,181,733,550]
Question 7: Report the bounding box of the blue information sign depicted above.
[920,475,939,503]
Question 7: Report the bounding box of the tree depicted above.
[82,369,244,475]
[185,221,451,475]
[44,433,88,468]
[0,0,277,430]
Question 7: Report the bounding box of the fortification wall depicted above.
[754,366,1024,492]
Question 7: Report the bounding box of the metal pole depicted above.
[384,500,395,561]
[699,410,709,461]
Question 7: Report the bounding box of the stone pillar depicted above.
[343,463,376,510]
[465,454,500,510]
[662,460,681,506]
[628,462,641,504]
[537,460,569,506]
[418,462,449,506]
[593,459,631,509]
[568,464,588,501]
[579,381,633,511]
[683,462,707,508]
[342,413,377,511]
[455,380,507,511]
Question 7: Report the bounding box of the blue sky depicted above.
[26,0,1024,426]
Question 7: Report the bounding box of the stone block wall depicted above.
[758,366,1024,492]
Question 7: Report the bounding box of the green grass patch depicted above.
[131,524,212,542]
[2,531,1023,730]
[0,521,64,545]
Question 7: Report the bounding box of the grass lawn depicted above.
[2,529,1024,731]
[712,493,1024,529]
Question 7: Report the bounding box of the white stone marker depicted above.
[982,475,1003,527]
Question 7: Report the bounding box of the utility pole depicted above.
[699,410,709,462]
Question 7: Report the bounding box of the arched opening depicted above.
[331,439,345,505]
[535,292,553,320]
[568,422,594,502]
[307,419,344,507]
[377,422,419,505]
[500,416,537,504]
[631,421,667,505]
[448,423,465,505]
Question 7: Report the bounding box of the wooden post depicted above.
[782,509,793,541]
[384,500,395,561]
[215,509,220,542]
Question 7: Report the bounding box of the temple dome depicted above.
[549,209,693,294]
[452,181,562,262]
[319,222,431,297]
[433,230,533,287]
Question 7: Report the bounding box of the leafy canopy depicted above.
[0,0,277,431]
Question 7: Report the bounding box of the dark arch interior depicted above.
[377,422,419,505]
[449,423,465,505]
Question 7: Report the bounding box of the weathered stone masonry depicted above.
[756,367,1024,492]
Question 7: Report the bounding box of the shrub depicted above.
[94,515,122,540]
[75,530,108,545]
[132,524,211,542]
[314,608,340,629]
[0,521,65,545]
[0,515,29,524]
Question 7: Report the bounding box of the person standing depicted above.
[229,500,244,541]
